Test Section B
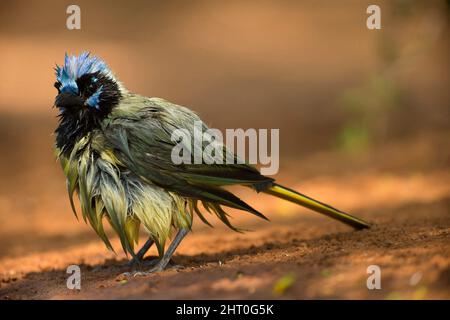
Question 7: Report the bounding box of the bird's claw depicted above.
[130,264,165,277]
[120,270,156,278]
[122,263,184,277]
[133,266,163,277]
[126,257,160,269]
[120,271,133,277]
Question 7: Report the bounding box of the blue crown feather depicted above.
[55,52,110,95]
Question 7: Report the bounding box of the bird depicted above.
[53,52,370,275]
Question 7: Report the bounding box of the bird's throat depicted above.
[55,110,102,155]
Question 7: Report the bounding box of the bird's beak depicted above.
[55,92,84,110]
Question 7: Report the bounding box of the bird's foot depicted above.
[121,258,161,277]
[123,229,189,277]
[123,238,156,268]
[131,265,164,277]
[132,264,184,277]
[123,260,183,277]
[126,257,159,269]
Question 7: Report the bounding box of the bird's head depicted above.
[54,52,124,118]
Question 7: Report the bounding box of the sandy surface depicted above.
[0,130,448,300]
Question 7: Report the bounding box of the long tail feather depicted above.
[264,183,370,230]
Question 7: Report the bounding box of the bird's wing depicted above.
[103,95,272,220]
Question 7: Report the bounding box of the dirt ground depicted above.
[0,129,448,300]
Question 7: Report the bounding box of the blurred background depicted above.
[0,0,448,299]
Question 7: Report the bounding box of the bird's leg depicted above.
[133,228,189,276]
[127,238,154,267]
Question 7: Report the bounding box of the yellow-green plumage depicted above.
[56,95,370,259]
[56,124,193,257]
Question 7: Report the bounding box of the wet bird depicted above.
[53,52,370,275]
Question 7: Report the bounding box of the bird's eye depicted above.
[87,78,100,94]
[89,77,98,88]
[75,74,97,94]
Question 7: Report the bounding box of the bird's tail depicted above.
[263,183,370,230]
